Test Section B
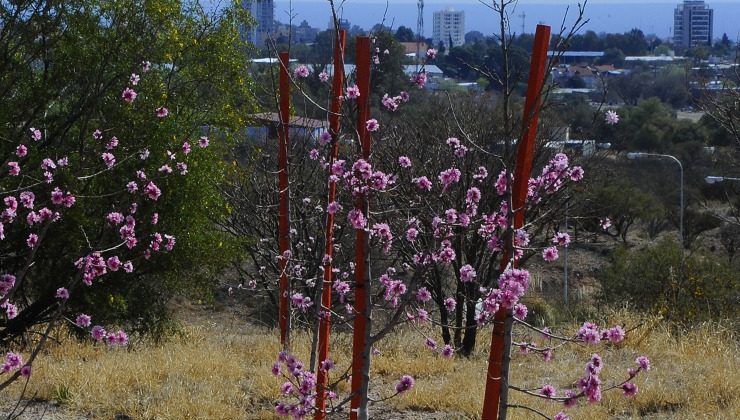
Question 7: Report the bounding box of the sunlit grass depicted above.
[3,309,737,419]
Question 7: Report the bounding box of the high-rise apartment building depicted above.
[673,0,713,48]
[432,8,465,50]
[242,0,274,47]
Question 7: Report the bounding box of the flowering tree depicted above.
[225,2,651,419]
[1,0,255,395]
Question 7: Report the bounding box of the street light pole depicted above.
[626,152,684,244]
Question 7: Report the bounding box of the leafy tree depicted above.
[394,26,415,42]
[0,0,256,344]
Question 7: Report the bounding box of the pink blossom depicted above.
[20,191,35,209]
[438,167,461,192]
[425,337,437,350]
[405,227,419,242]
[552,232,571,247]
[177,162,188,175]
[91,325,106,341]
[441,344,454,359]
[29,127,42,141]
[156,107,169,118]
[318,71,329,82]
[107,256,121,271]
[143,181,161,200]
[26,233,39,248]
[395,375,415,394]
[290,293,312,312]
[182,141,192,154]
[411,71,427,89]
[348,209,366,229]
[426,48,438,59]
[554,412,570,420]
[130,73,140,85]
[106,136,119,150]
[605,326,625,343]
[605,110,620,125]
[540,384,556,398]
[121,87,137,103]
[636,356,650,371]
[495,170,508,195]
[443,297,456,312]
[542,246,559,262]
[5,303,18,319]
[56,287,69,299]
[126,181,138,193]
[198,136,209,148]
[466,187,481,204]
[569,166,584,181]
[20,365,31,377]
[346,84,360,99]
[309,148,319,160]
[622,382,638,397]
[93,129,103,140]
[318,131,332,146]
[123,261,134,273]
[400,91,410,102]
[513,303,528,319]
[101,152,116,168]
[459,264,476,283]
[327,201,342,214]
[600,218,611,230]
[382,94,400,111]
[416,287,432,302]
[293,65,310,78]
[413,176,433,191]
[142,61,152,72]
[15,145,28,157]
[106,212,124,225]
[365,119,379,132]
[8,162,20,176]
[398,156,412,168]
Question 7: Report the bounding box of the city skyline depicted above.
[264,0,740,41]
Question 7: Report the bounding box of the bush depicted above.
[598,238,739,323]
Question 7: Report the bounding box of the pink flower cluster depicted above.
[273,352,323,419]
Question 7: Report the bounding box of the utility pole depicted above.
[518,12,526,34]
[416,0,424,70]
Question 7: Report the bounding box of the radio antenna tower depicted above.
[416,0,424,70]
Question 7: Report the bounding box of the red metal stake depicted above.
[481,24,551,420]
[315,29,346,420]
[350,36,372,420]
[277,51,291,349]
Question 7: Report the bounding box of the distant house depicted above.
[247,113,327,143]
[547,51,605,64]
[399,41,429,60]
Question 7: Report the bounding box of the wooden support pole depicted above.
[277,51,291,349]
[481,24,551,420]
[350,36,372,420]
[315,29,346,420]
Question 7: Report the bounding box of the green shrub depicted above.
[598,238,739,323]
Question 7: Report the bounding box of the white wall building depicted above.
[673,0,713,48]
[432,8,465,50]
[242,0,274,47]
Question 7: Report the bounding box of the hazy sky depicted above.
[263,0,740,40]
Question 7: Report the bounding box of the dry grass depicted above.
[2,308,738,419]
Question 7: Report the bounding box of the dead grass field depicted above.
[2,307,738,419]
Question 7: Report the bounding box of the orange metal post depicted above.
[481,24,551,420]
[350,36,372,420]
[278,51,291,349]
[315,29,346,420]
